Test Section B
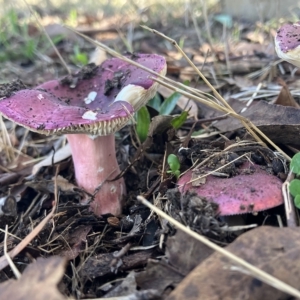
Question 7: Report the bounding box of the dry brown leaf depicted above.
[244,31,265,44]
[214,100,300,145]
[273,79,300,108]
[166,229,213,275]
[0,257,68,300]
[166,226,300,300]
[148,115,173,137]
[80,251,153,279]
[135,260,183,294]
[58,225,92,260]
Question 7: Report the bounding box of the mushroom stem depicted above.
[66,134,125,216]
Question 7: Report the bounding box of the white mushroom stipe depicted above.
[82,110,98,120]
[114,84,146,108]
[84,91,97,104]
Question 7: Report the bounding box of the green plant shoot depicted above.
[167,154,180,179]
[171,111,188,129]
[290,152,300,175]
[289,152,300,209]
[159,80,190,115]
[136,106,151,143]
[70,45,88,66]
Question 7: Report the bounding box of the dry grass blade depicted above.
[4,225,21,279]
[137,195,300,299]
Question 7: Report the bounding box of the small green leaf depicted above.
[294,194,300,209]
[167,154,180,172]
[174,170,180,178]
[148,93,161,111]
[290,152,300,175]
[159,91,181,115]
[191,129,205,136]
[76,53,88,65]
[159,80,190,115]
[136,106,151,143]
[171,111,188,129]
[289,179,300,197]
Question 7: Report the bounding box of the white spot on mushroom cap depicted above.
[110,184,117,193]
[114,84,145,108]
[37,94,44,100]
[82,110,97,120]
[84,91,97,104]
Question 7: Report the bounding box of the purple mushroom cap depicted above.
[276,22,300,53]
[178,162,283,216]
[275,22,300,68]
[0,54,166,135]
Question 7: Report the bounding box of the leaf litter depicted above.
[0,3,300,300]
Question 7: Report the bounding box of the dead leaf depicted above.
[148,115,173,137]
[6,152,36,175]
[26,175,77,195]
[0,195,17,216]
[104,271,137,297]
[80,251,153,279]
[89,47,107,66]
[0,173,20,186]
[135,260,183,294]
[273,79,300,108]
[32,144,71,175]
[166,230,213,275]
[166,226,300,300]
[0,257,68,300]
[245,31,265,44]
[58,225,92,260]
[214,100,300,145]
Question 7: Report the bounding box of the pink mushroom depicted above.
[0,54,167,216]
[178,162,283,216]
[275,22,300,68]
